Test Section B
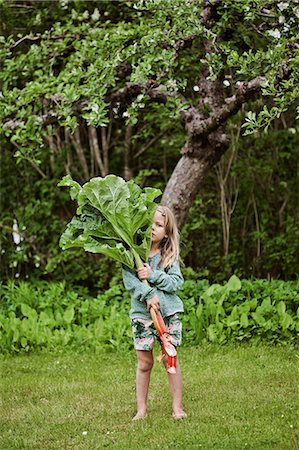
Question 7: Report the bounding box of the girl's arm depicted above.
[148,261,184,293]
[122,265,156,303]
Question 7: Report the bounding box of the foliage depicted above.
[0,0,298,160]
[0,0,298,284]
[0,277,298,354]
[59,174,161,268]
[0,280,133,353]
[0,148,119,290]
[0,150,67,280]
[181,275,299,346]
[181,125,299,280]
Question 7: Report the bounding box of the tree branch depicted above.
[134,129,167,159]
[181,76,266,147]
[201,0,222,25]
[11,33,82,49]
[105,80,182,105]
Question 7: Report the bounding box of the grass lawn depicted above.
[0,344,298,449]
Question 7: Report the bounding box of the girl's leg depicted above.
[133,350,154,420]
[163,355,186,417]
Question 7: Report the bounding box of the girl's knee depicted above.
[138,359,153,372]
[137,351,154,372]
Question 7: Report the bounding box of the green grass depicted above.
[0,345,298,449]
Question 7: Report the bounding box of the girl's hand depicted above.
[137,263,151,281]
[147,295,160,311]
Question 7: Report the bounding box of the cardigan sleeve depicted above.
[122,266,156,303]
[148,261,184,293]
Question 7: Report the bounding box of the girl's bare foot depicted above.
[132,411,147,421]
[172,410,187,420]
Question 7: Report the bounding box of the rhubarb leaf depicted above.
[59,174,161,269]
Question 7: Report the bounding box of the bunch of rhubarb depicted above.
[150,308,177,374]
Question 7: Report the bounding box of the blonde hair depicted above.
[156,205,180,268]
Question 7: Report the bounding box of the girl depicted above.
[122,205,187,420]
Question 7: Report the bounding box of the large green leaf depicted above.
[59,174,161,269]
[60,219,134,268]
[57,175,82,201]
[226,275,242,292]
[79,175,158,248]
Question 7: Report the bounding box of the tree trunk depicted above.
[88,125,106,177]
[124,124,133,180]
[161,156,210,228]
[162,132,229,229]
[68,128,90,181]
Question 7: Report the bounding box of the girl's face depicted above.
[151,210,167,244]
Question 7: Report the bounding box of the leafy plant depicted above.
[0,280,133,353]
[0,277,298,353]
[182,276,299,345]
[58,174,161,269]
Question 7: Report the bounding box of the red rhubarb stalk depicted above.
[150,308,177,358]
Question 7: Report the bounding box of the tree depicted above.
[1,0,298,228]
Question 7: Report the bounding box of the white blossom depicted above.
[122,111,129,118]
[16,246,21,252]
[167,80,178,90]
[267,29,281,39]
[277,2,289,11]
[193,85,200,92]
[82,431,88,436]
[91,8,100,21]
[15,273,20,278]
[60,0,69,9]
[223,80,230,87]
[91,103,99,114]
[12,220,21,245]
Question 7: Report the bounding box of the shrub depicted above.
[0,280,132,353]
[0,276,298,353]
[181,276,299,345]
